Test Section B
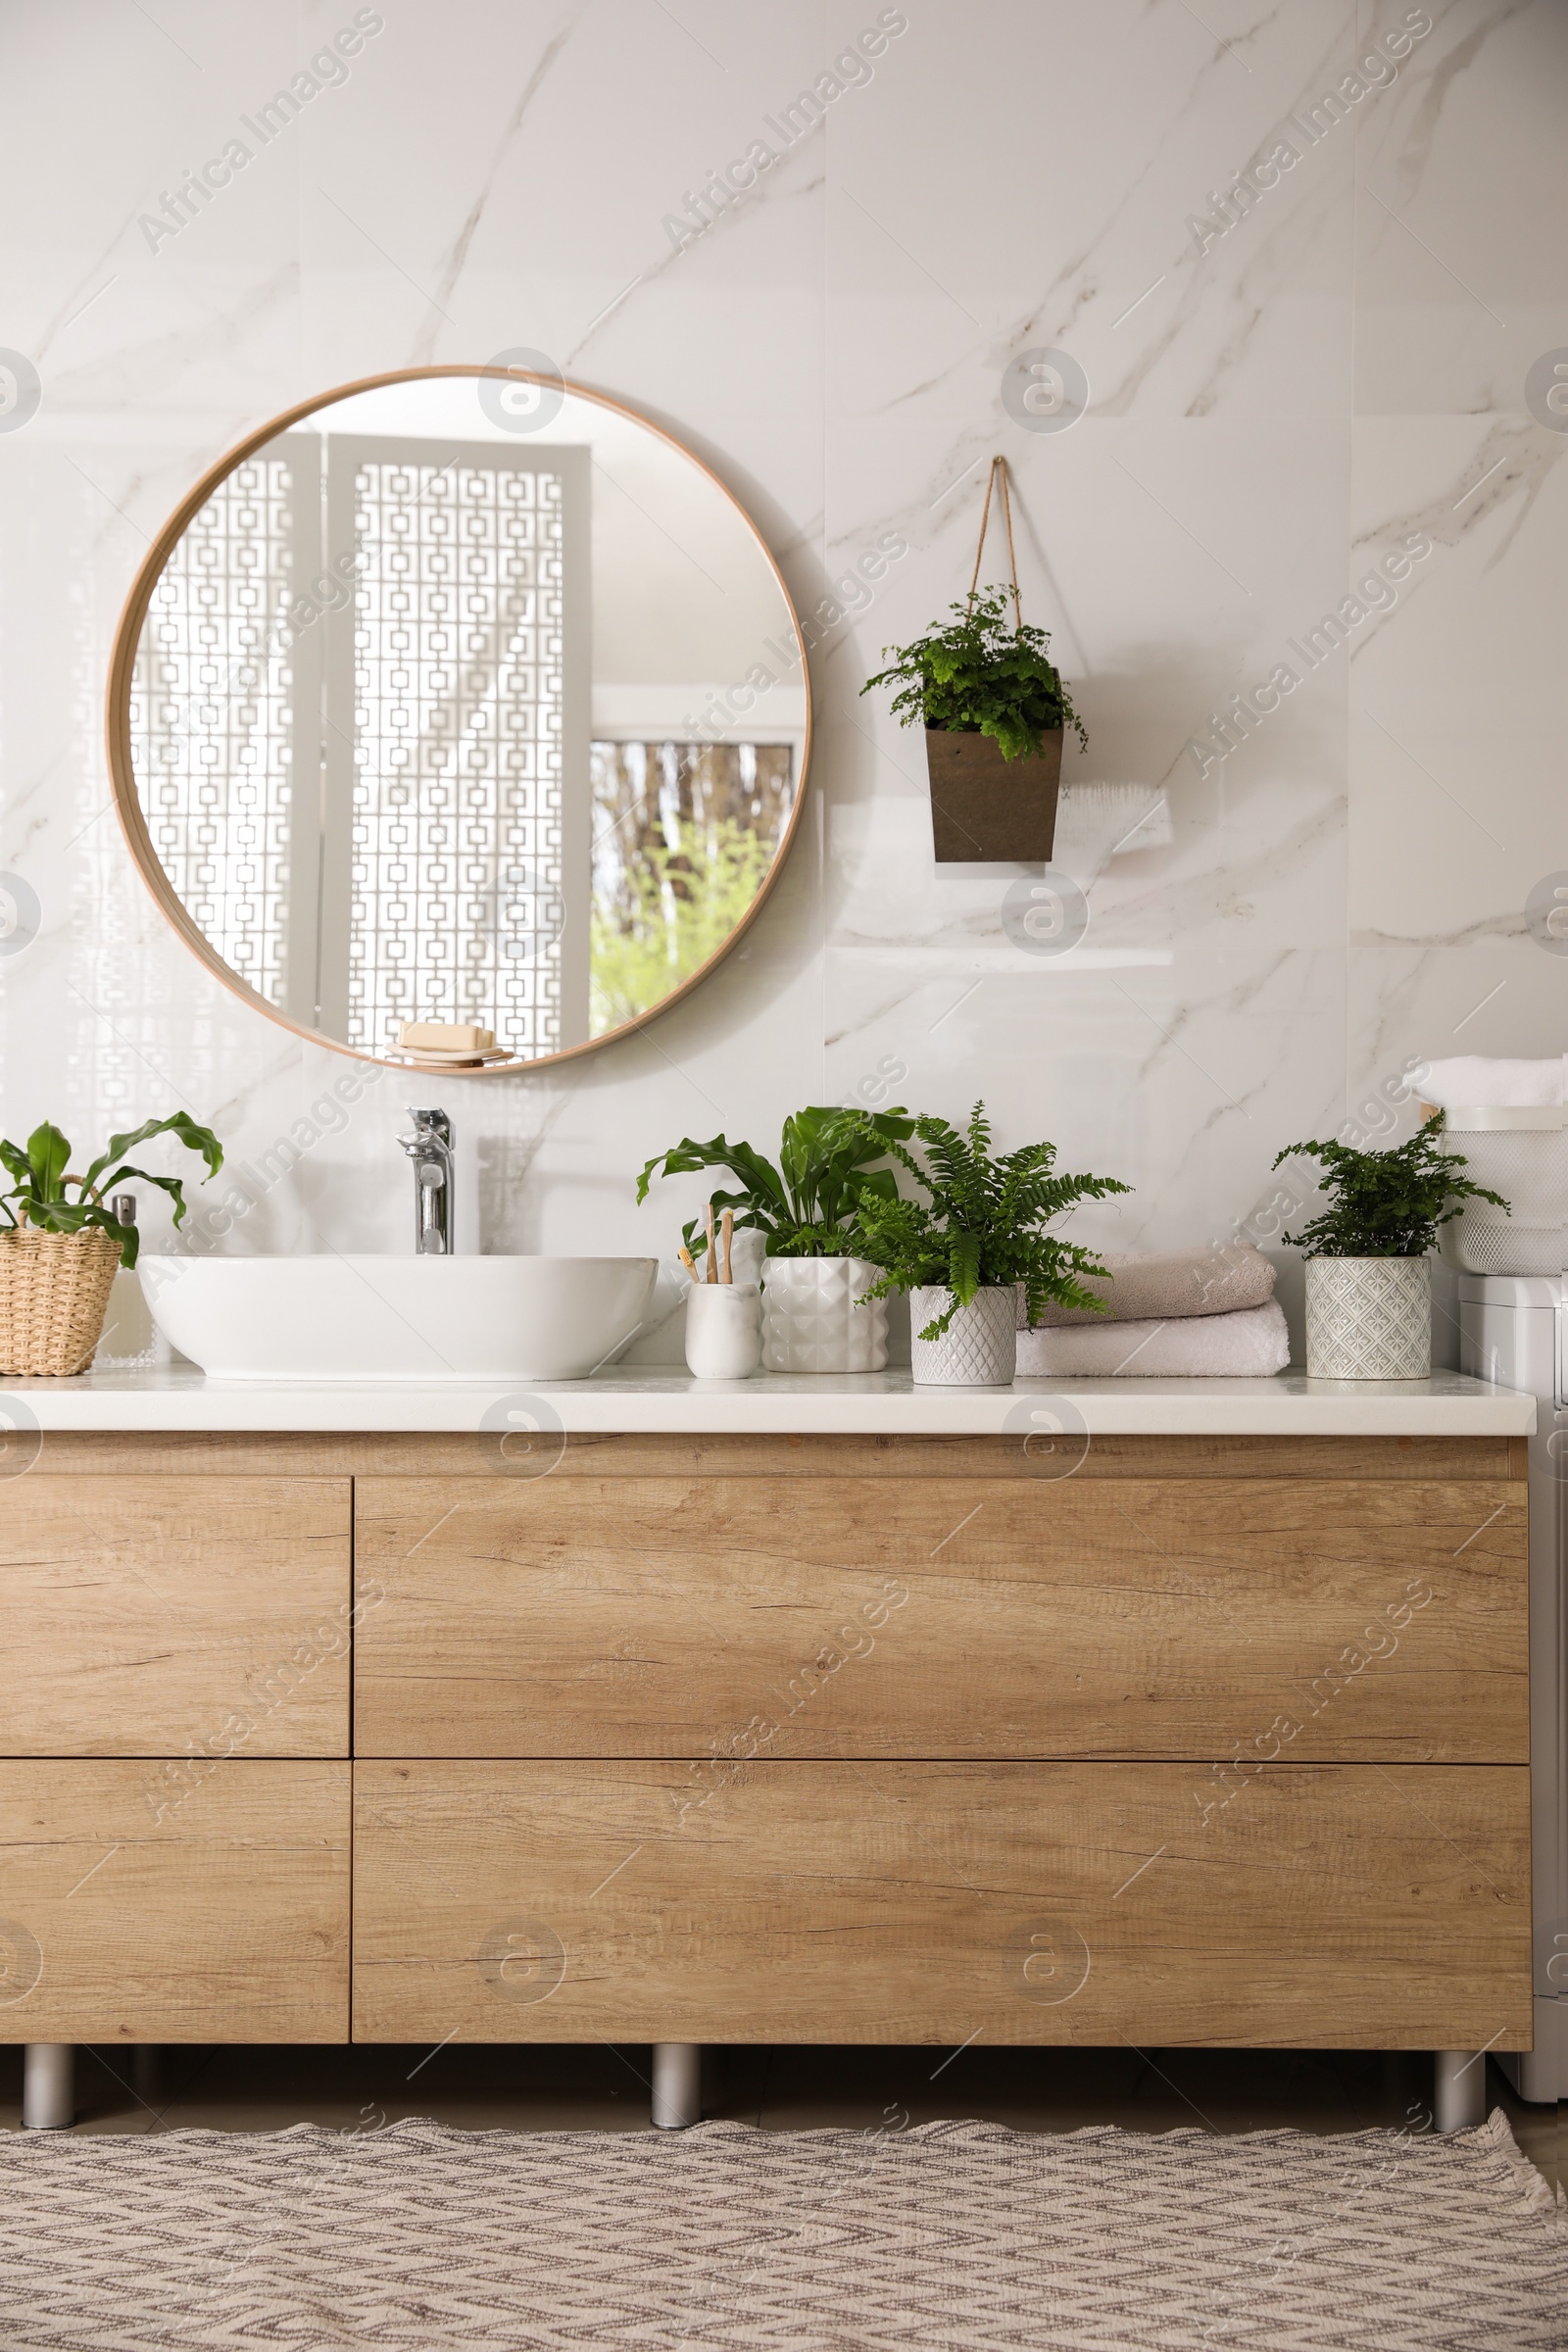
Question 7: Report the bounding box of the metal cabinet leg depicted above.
[652,2041,702,2130]
[1434,2049,1488,2133]
[23,2042,74,2131]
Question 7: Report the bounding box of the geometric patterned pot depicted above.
[909,1285,1018,1387]
[1304,1255,1431,1380]
[760,1256,889,1373]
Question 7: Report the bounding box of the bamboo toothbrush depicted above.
[720,1208,734,1285]
[677,1245,698,1279]
[705,1202,717,1281]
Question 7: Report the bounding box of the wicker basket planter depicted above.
[0,1228,122,1375]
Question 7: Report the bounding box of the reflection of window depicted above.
[131,435,590,1054]
[589,741,794,1034]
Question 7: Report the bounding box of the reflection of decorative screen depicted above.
[129,455,301,1007]
[329,445,587,1054]
[130,434,589,1054]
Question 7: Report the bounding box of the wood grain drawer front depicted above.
[352,1476,1526,1762]
[0,1477,352,1755]
[352,1760,1530,2048]
[0,1761,350,2041]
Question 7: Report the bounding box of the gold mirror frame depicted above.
[105,365,811,1073]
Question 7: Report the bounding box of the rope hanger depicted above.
[965,455,1022,631]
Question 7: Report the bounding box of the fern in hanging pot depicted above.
[859,460,1087,863]
[0,1114,222,1376]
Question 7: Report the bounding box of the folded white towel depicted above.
[1016,1299,1291,1378]
[1024,1244,1275,1327]
[1416,1054,1567,1108]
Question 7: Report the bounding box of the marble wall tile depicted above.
[0,0,1563,1366]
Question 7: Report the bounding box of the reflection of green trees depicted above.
[591,818,776,1033]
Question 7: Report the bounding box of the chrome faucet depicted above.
[397,1108,455,1255]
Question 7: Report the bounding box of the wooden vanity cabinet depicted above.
[0,1459,353,2041]
[0,1430,1532,2053]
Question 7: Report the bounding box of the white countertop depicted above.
[0,1365,1536,1435]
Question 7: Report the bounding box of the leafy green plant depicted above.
[1271,1116,1506,1258]
[0,1114,223,1267]
[860,586,1088,760]
[638,1106,916,1266]
[849,1102,1130,1339]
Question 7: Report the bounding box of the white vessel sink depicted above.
[142,1254,659,1381]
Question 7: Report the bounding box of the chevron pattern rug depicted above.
[0,2110,1562,2350]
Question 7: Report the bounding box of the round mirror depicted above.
[107,367,808,1070]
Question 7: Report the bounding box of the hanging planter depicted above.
[861,456,1087,865]
[924,725,1062,863]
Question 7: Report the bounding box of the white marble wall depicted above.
[2,0,1564,1361]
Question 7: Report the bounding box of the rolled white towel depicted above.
[1416,1054,1567,1109]
[1016,1298,1291,1378]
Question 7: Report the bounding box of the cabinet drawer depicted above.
[352,1759,1530,2048]
[353,1476,1526,1761]
[0,1477,352,1755]
[0,1761,349,2041]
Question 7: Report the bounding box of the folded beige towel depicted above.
[1024,1244,1276,1328]
[1017,1298,1290,1378]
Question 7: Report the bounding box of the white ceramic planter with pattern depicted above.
[760,1256,888,1373]
[1304,1255,1431,1380]
[908,1285,1018,1387]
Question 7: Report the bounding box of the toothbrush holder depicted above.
[684,1282,762,1380]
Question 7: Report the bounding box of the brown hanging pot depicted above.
[927,457,1063,864]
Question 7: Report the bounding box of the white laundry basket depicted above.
[1437,1106,1568,1276]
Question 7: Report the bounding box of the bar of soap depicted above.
[399,1022,495,1052]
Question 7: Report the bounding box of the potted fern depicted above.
[1273,1117,1506,1380]
[861,586,1087,863]
[0,1113,222,1375]
[638,1106,915,1372]
[849,1103,1129,1386]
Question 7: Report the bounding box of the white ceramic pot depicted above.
[1304,1255,1431,1380]
[684,1283,762,1380]
[760,1256,888,1373]
[909,1285,1018,1387]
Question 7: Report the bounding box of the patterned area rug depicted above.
[0,2109,1562,2350]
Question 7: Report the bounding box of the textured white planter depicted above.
[909,1285,1018,1387]
[760,1256,888,1373]
[1304,1256,1431,1380]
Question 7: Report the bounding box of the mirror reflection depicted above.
[126,371,805,1065]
